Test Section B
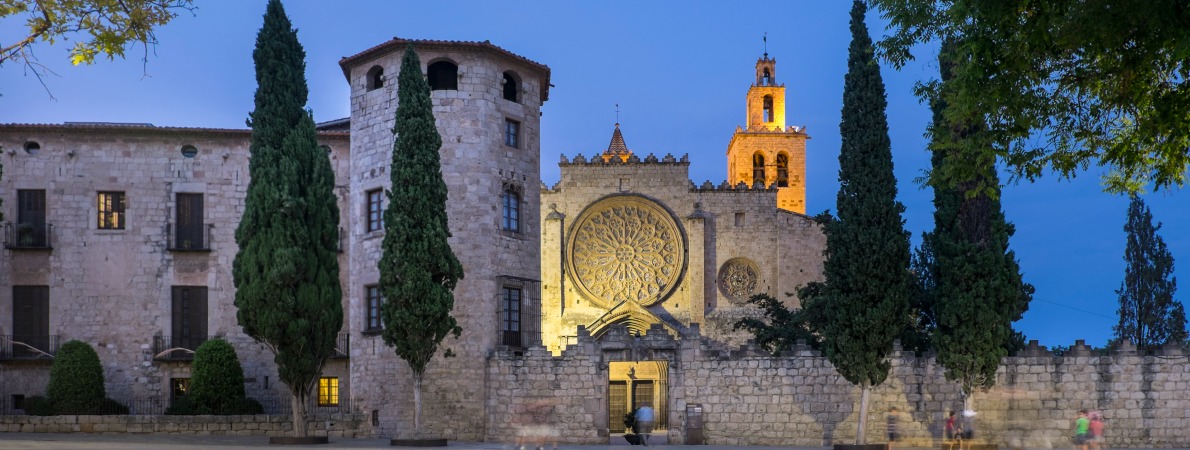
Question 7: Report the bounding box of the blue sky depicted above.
[2,1,1186,348]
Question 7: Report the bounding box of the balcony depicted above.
[0,335,60,360]
[3,222,53,250]
[167,223,213,252]
[331,331,350,359]
[152,335,209,361]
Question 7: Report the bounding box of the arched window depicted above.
[763,95,774,123]
[776,153,789,187]
[762,68,771,85]
[366,65,384,91]
[502,71,519,103]
[502,187,520,232]
[752,153,766,187]
[428,60,458,91]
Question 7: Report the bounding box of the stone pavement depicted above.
[0,434,1187,450]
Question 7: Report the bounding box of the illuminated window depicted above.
[366,285,383,332]
[171,378,190,402]
[763,95,774,123]
[504,119,520,148]
[776,154,789,188]
[502,188,520,232]
[501,287,522,347]
[97,191,126,230]
[366,189,383,232]
[318,377,339,406]
[427,60,458,91]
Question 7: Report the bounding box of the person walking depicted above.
[1088,411,1104,450]
[945,410,959,450]
[635,403,655,446]
[1073,410,1090,450]
[887,407,901,449]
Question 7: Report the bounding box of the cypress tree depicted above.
[379,44,464,437]
[232,0,342,438]
[805,1,911,444]
[923,39,1034,413]
[1112,195,1187,350]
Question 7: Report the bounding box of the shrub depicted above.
[164,397,194,415]
[237,397,264,414]
[47,340,106,414]
[189,339,248,414]
[99,398,130,415]
[22,395,54,416]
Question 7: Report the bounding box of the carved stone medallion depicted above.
[567,196,685,307]
[718,258,760,303]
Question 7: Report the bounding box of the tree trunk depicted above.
[856,383,871,445]
[291,391,308,437]
[413,373,423,438]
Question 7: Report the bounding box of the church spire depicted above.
[601,123,632,162]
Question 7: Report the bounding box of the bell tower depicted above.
[726,53,809,213]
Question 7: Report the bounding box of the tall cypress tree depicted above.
[1112,195,1187,350]
[379,44,464,437]
[804,1,911,444]
[232,0,342,438]
[922,39,1033,413]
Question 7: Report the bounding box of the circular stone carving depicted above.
[718,258,760,303]
[567,195,685,307]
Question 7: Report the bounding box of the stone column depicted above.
[684,209,705,329]
[541,205,565,352]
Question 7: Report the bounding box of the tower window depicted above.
[366,65,384,91]
[366,189,383,232]
[763,95,774,123]
[366,285,383,331]
[502,71,519,103]
[504,119,520,148]
[501,286,522,347]
[752,153,766,187]
[427,60,458,91]
[762,68,771,85]
[776,153,789,188]
[502,187,521,232]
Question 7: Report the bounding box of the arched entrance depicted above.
[608,360,668,433]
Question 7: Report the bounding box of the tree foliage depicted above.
[47,340,105,414]
[920,40,1033,400]
[733,293,823,354]
[872,0,1190,193]
[1112,195,1187,350]
[232,0,342,437]
[379,44,464,435]
[800,1,912,443]
[189,339,249,415]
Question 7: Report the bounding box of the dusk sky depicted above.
[2,1,1186,349]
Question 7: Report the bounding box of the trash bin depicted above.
[685,404,704,445]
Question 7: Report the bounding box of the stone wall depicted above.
[486,325,1190,448]
[0,413,368,438]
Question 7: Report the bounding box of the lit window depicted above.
[502,188,520,232]
[366,285,383,331]
[763,95,774,123]
[97,191,126,230]
[171,378,190,402]
[366,189,383,232]
[318,377,339,406]
[504,119,520,148]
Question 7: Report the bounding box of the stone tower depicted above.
[338,38,549,440]
[726,54,809,213]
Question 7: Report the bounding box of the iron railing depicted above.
[3,222,53,250]
[152,335,210,361]
[166,223,212,251]
[0,335,59,360]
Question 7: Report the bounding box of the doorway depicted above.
[608,361,668,433]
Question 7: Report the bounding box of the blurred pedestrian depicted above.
[635,403,655,446]
[1073,410,1090,450]
[887,407,900,449]
[1089,411,1104,450]
[945,410,959,449]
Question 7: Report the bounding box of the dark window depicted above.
[776,154,789,188]
[735,212,745,227]
[501,286,522,347]
[23,141,40,155]
[180,145,198,158]
[318,377,339,406]
[366,189,383,232]
[170,286,208,352]
[12,286,50,358]
[97,191,126,230]
[504,119,520,148]
[16,190,48,247]
[502,188,520,232]
[502,72,519,102]
[763,95,774,123]
[762,67,772,85]
[171,378,190,403]
[12,395,25,411]
[366,285,383,331]
[367,65,384,91]
[752,154,766,186]
[175,193,204,249]
[427,61,458,91]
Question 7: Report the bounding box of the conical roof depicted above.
[601,123,632,162]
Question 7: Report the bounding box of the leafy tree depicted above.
[232,0,342,437]
[1112,195,1188,350]
[920,39,1033,412]
[47,340,105,414]
[872,0,1190,193]
[733,293,823,354]
[1,0,195,90]
[801,1,912,444]
[189,339,248,415]
[379,44,464,438]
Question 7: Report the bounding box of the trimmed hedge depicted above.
[189,339,253,414]
[46,340,106,414]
